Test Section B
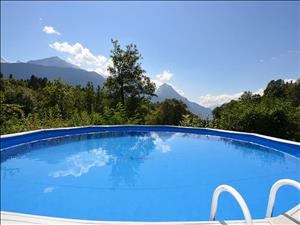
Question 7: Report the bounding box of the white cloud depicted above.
[49,41,112,76]
[156,70,173,84]
[198,78,298,108]
[51,148,111,178]
[253,88,264,95]
[43,26,60,35]
[66,57,81,67]
[43,187,55,193]
[151,132,171,153]
[153,70,173,87]
[198,92,243,109]
[284,79,297,83]
[198,88,264,109]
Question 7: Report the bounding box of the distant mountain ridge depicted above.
[1,57,105,87]
[1,56,211,118]
[153,83,212,119]
[28,56,79,69]
[1,57,7,63]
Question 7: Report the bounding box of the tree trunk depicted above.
[120,79,124,105]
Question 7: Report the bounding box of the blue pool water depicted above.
[1,131,299,221]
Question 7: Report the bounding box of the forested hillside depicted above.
[1,40,299,141]
[0,40,204,135]
[212,79,300,141]
[1,74,299,141]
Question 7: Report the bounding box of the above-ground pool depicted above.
[1,126,299,222]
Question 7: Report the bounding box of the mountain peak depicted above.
[27,56,79,69]
[1,60,105,87]
[160,82,170,87]
[160,83,174,88]
[156,83,182,99]
[1,57,7,63]
[154,83,212,119]
[43,56,62,61]
[159,83,175,91]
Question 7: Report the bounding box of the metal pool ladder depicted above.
[210,185,253,225]
[265,179,300,218]
[209,179,300,225]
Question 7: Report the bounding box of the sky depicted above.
[1,1,299,108]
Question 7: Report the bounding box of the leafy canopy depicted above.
[103,40,156,117]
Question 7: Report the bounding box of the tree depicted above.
[4,85,36,115]
[239,91,261,101]
[103,39,156,116]
[95,85,103,113]
[27,75,48,90]
[264,79,286,98]
[179,114,207,127]
[73,85,85,113]
[284,79,300,107]
[37,80,75,119]
[212,96,300,141]
[146,99,188,125]
[0,73,4,91]
[84,82,95,114]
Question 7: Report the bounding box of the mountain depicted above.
[1,57,7,63]
[27,56,79,69]
[0,57,105,87]
[153,83,212,119]
[1,56,211,118]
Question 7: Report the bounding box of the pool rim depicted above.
[1,125,299,158]
[1,204,299,224]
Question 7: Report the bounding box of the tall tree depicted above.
[264,79,286,98]
[146,99,188,125]
[103,40,156,116]
[27,75,48,90]
[84,82,95,114]
[95,85,103,113]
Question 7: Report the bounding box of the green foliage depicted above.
[146,99,188,125]
[96,104,128,125]
[27,75,48,90]
[3,78,36,115]
[1,42,299,142]
[1,103,25,125]
[0,75,150,134]
[212,80,300,141]
[37,80,75,119]
[103,40,156,117]
[179,114,208,127]
[95,85,103,113]
[84,82,95,114]
[264,79,286,98]
[1,75,299,142]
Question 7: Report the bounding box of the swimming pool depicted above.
[1,126,299,222]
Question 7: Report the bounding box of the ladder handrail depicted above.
[210,185,253,225]
[266,179,300,218]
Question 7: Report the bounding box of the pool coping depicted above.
[0,204,299,224]
[1,125,300,145]
[1,125,299,158]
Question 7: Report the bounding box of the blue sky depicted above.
[1,1,299,107]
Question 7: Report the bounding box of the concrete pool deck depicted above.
[1,204,299,225]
